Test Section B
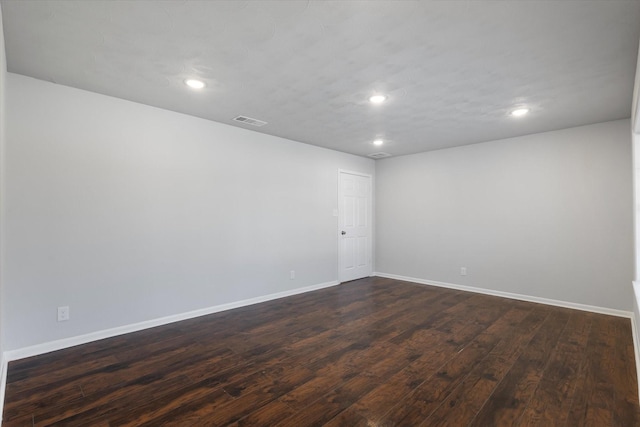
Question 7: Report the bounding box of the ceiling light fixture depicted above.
[373,139,384,146]
[511,108,530,117]
[369,94,387,104]
[185,79,206,89]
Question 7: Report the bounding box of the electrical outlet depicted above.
[290,270,295,280]
[57,306,70,322]
[460,267,467,276]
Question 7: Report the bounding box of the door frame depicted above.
[338,169,373,283]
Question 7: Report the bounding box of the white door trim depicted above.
[338,169,373,283]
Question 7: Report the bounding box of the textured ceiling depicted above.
[2,1,640,158]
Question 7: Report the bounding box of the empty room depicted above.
[1,0,640,426]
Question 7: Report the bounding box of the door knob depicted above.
[341,231,346,235]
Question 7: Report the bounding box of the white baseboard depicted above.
[374,272,632,318]
[3,280,340,363]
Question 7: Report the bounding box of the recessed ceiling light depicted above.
[369,95,387,104]
[511,108,529,117]
[185,79,205,89]
[373,139,384,146]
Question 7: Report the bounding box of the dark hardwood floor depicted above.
[3,277,640,426]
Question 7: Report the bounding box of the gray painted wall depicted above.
[376,120,634,311]
[4,73,374,350]
[2,72,635,351]
[0,4,6,359]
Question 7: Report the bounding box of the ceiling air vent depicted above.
[233,115,267,127]
[368,152,391,159]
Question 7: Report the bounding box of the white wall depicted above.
[376,120,634,311]
[633,128,640,358]
[633,41,640,282]
[633,126,640,337]
[3,73,374,351]
[631,40,640,367]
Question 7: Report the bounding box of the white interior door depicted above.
[339,171,372,282]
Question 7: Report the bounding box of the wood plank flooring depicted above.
[3,277,640,426]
